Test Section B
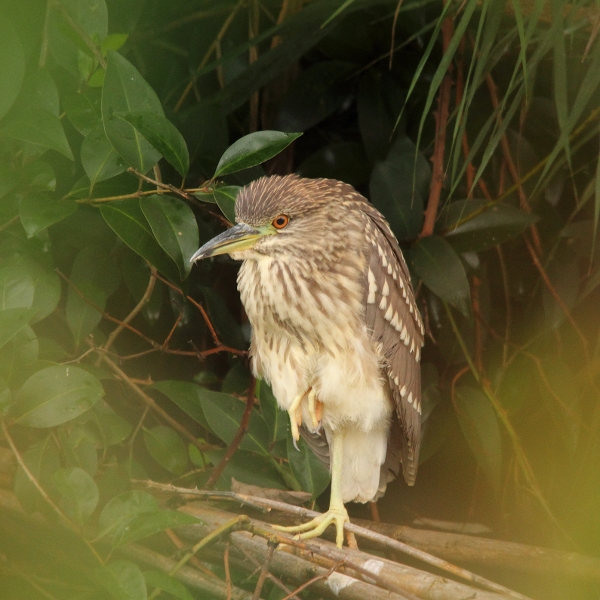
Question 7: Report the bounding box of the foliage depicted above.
[1,0,600,598]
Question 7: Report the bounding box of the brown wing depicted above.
[359,204,424,486]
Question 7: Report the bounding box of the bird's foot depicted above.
[273,506,349,548]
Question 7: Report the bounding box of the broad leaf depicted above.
[198,389,270,455]
[81,124,127,185]
[212,186,240,223]
[409,235,471,316]
[370,136,429,241]
[140,195,198,278]
[144,571,193,600]
[439,200,537,253]
[0,308,37,351]
[214,131,301,177]
[52,466,99,524]
[117,111,190,177]
[1,109,73,160]
[19,193,77,238]
[259,383,287,445]
[63,89,101,135]
[11,365,104,428]
[286,433,330,499]
[99,490,159,538]
[454,386,503,491]
[151,380,210,430]
[143,426,188,475]
[96,560,147,600]
[102,51,163,173]
[0,11,25,120]
[100,200,180,282]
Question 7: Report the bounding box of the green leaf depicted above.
[143,426,188,475]
[96,560,147,600]
[14,436,60,514]
[11,365,104,428]
[117,111,190,177]
[52,466,99,524]
[0,11,26,120]
[20,161,56,192]
[0,325,39,387]
[439,200,538,253]
[212,186,240,223]
[1,109,73,160]
[200,286,245,349]
[100,200,180,282]
[143,571,193,600]
[81,124,128,185]
[99,490,159,538]
[64,426,98,476]
[102,50,163,173]
[113,510,200,547]
[0,254,61,323]
[409,235,471,317]
[151,380,210,430]
[88,400,133,446]
[66,244,119,346]
[0,308,37,351]
[101,33,129,53]
[214,131,301,177]
[454,386,503,492]
[63,89,101,135]
[19,193,77,238]
[369,136,429,241]
[259,383,287,445]
[199,390,270,455]
[140,195,198,278]
[286,433,330,499]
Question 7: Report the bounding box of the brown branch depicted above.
[205,377,256,489]
[96,266,158,367]
[420,14,454,238]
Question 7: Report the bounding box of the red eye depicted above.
[272,214,289,229]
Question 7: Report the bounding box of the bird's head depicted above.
[191,174,356,262]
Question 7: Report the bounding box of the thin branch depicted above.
[205,377,256,489]
[251,540,277,600]
[420,13,454,238]
[96,266,157,367]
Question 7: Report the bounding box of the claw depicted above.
[287,392,304,442]
[273,506,349,548]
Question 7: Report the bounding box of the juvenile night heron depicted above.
[192,175,424,547]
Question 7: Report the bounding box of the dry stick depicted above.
[388,0,405,70]
[251,541,277,600]
[420,14,454,238]
[205,377,257,489]
[280,562,343,600]
[147,516,249,600]
[102,355,212,455]
[232,495,529,600]
[96,266,158,367]
[121,543,253,600]
[1,421,106,566]
[232,542,299,600]
[0,215,20,234]
[224,542,233,600]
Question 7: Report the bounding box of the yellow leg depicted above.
[274,429,348,548]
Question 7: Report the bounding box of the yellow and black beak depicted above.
[190,223,275,261]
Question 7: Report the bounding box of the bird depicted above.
[191,174,424,548]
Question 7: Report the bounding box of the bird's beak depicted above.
[190,223,275,261]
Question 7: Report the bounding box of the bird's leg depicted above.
[287,391,305,442]
[273,429,349,548]
[307,388,323,429]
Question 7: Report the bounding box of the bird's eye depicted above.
[272,214,289,229]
